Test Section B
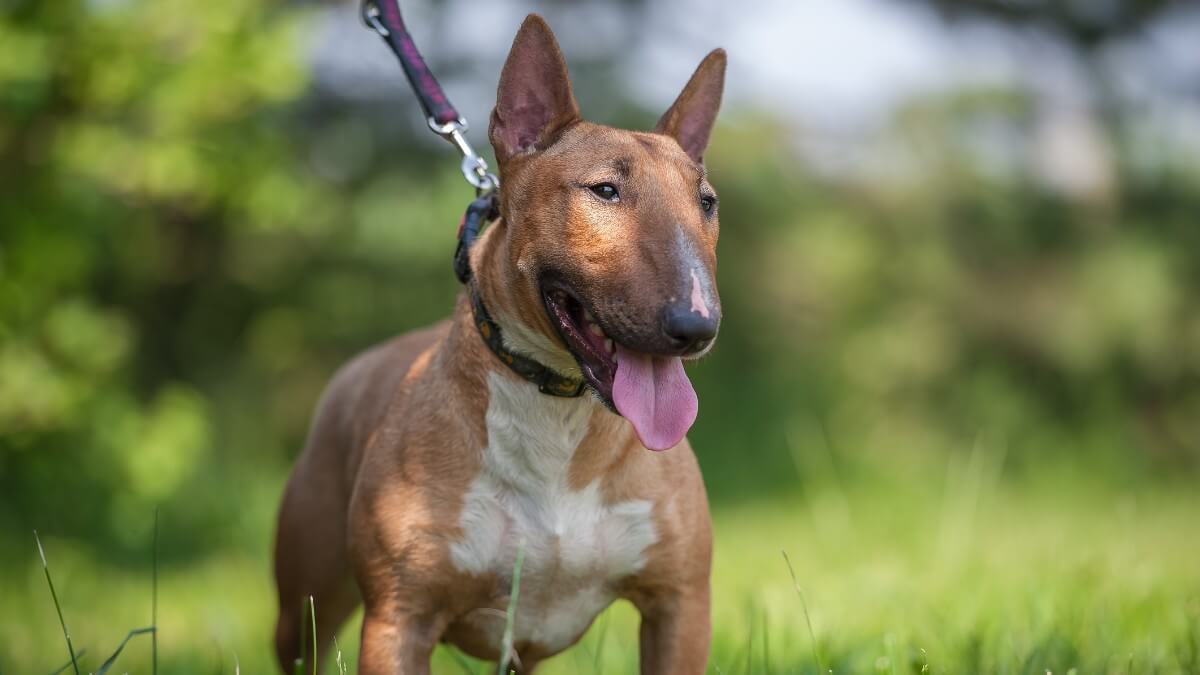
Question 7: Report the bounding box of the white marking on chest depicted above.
[450,373,657,653]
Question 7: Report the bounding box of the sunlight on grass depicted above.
[6,470,1199,674]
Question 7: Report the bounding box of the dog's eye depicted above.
[589,183,620,202]
[700,195,717,214]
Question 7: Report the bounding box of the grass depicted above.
[781,550,824,674]
[34,530,81,675]
[32,512,159,675]
[4,463,1199,674]
[498,543,526,674]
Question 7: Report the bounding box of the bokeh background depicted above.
[3,0,1199,672]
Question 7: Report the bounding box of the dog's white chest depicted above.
[450,374,657,653]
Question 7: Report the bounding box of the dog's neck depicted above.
[470,217,581,378]
[438,217,635,457]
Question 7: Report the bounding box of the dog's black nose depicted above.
[663,305,719,354]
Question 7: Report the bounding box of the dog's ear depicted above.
[489,14,580,162]
[656,48,726,163]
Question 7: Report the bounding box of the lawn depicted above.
[6,453,1198,675]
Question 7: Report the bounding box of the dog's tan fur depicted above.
[274,15,725,674]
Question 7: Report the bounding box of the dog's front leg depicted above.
[358,605,444,675]
[636,588,712,675]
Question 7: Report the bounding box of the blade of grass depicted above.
[309,595,318,675]
[45,650,87,675]
[35,531,80,675]
[93,627,154,675]
[333,636,348,675]
[497,543,526,675]
[152,508,159,675]
[782,550,825,674]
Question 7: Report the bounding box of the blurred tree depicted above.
[871,0,1200,468]
[1,0,300,558]
[0,0,659,560]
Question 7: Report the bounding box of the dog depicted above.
[273,14,725,674]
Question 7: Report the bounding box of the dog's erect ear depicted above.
[489,15,580,162]
[655,48,726,163]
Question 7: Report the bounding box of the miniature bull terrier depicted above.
[274,14,725,674]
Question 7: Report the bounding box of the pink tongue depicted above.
[612,345,698,451]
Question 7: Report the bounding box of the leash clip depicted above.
[361,0,497,194]
[428,118,499,195]
[360,0,388,37]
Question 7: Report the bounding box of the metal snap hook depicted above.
[360,0,389,36]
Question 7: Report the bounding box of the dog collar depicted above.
[469,286,586,398]
[457,195,584,397]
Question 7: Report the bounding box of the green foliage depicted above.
[1,0,319,559]
[0,0,465,560]
[689,92,1200,494]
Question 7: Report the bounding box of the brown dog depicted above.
[274,14,725,674]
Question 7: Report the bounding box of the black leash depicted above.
[362,1,584,398]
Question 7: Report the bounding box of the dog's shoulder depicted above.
[312,321,451,463]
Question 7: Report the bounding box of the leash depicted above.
[360,0,498,196]
[360,0,500,285]
[361,1,585,398]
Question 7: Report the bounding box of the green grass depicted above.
[5,467,1199,674]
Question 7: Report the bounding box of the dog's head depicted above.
[479,15,724,451]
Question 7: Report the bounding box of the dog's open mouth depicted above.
[542,283,618,405]
[541,280,699,451]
